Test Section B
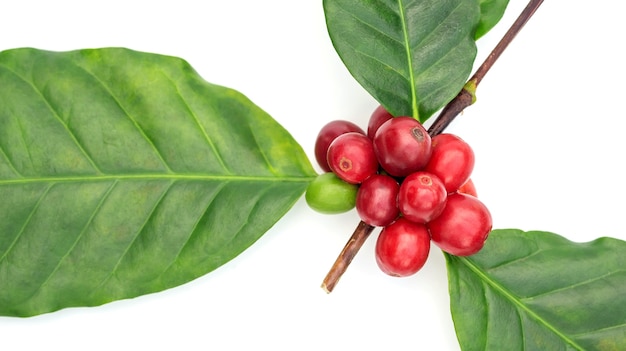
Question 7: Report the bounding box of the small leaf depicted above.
[446,229,626,350]
[476,0,510,40]
[0,48,316,317]
[323,0,480,122]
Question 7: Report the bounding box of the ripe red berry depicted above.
[367,105,394,139]
[356,174,400,227]
[398,171,447,223]
[457,178,477,197]
[314,120,366,172]
[375,218,431,277]
[428,193,492,256]
[373,116,432,177]
[424,133,475,193]
[327,132,378,184]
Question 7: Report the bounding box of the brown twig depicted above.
[321,221,375,293]
[428,0,545,136]
[321,0,545,293]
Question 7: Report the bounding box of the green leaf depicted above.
[323,0,480,122]
[476,0,510,40]
[446,229,626,350]
[0,47,316,317]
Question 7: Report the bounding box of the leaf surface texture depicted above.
[323,0,480,122]
[0,48,315,317]
[447,229,626,350]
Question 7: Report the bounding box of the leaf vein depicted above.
[397,0,419,118]
[1,64,47,174]
[517,306,527,351]
[523,270,626,301]
[0,64,103,174]
[349,45,409,79]
[485,248,546,271]
[157,182,228,278]
[161,71,232,174]
[332,2,415,81]
[355,68,412,106]
[15,115,36,169]
[333,2,405,47]
[90,180,175,293]
[0,183,53,264]
[571,321,626,338]
[183,184,273,266]
[17,180,118,303]
[0,173,313,186]
[212,185,273,252]
[38,90,104,174]
[410,0,465,54]
[458,255,586,350]
[482,280,490,350]
[413,23,476,108]
[243,120,278,175]
[0,130,24,178]
[69,62,174,173]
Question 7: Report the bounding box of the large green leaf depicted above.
[476,0,510,40]
[446,229,626,350]
[0,48,316,317]
[323,0,480,122]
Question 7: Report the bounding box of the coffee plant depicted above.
[1,1,625,350]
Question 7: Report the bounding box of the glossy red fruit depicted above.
[398,171,447,223]
[327,132,378,184]
[373,116,432,177]
[424,133,475,193]
[428,193,492,256]
[314,120,366,172]
[457,178,477,197]
[356,174,400,227]
[375,218,431,277]
[367,105,394,139]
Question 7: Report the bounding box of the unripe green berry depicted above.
[305,172,358,214]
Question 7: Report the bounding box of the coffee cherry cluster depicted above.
[306,105,492,278]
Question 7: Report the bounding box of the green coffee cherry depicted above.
[305,172,358,214]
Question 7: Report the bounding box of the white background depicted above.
[1,1,625,350]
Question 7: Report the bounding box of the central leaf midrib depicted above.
[456,255,585,350]
[0,173,314,185]
[397,0,419,119]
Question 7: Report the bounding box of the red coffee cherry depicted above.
[427,193,492,256]
[375,218,431,277]
[314,120,365,172]
[356,174,400,227]
[457,178,477,197]
[424,133,475,193]
[367,105,394,139]
[327,132,378,184]
[398,171,447,224]
[373,117,432,177]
